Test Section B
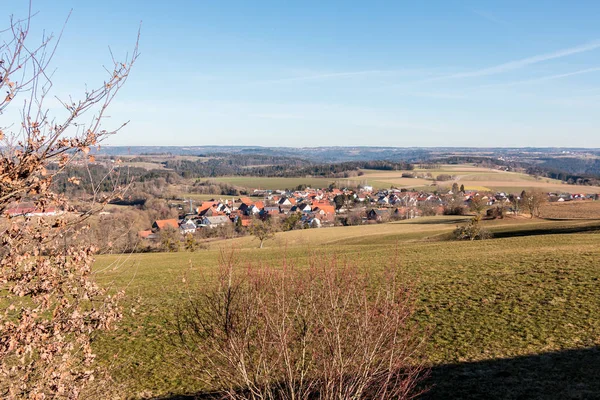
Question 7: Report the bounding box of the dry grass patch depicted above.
[540,201,600,219]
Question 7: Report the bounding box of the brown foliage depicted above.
[453,215,492,241]
[0,7,138,399]
[523,189,547,219]
[171,251,428,399]
[160,227,181,252]
[468,195,487,216]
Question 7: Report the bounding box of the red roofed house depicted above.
[138,230,157,239]
[312,200,332,208]
[312,205,336,223]
[313,205,335,215]
[238,216,252,227]
[239,197,254,206]
[196,201,217,214]
[152,219,179,232]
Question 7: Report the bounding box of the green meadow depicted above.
[92,217,600,398]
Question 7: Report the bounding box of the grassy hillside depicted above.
[90,216,600,398]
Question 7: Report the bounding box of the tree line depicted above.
[162,156,414,178]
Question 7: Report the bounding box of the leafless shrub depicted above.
[171,251,428,399]
[453,215,492,241]
[0,5,138,398]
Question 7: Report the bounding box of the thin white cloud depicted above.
[418,40,600,83]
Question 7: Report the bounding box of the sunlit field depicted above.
[91,216,600,398]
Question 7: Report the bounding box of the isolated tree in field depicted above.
[0,8,138,398]
[453,214,492,241]
[250,217,276,248]
[451,182,459,194]
[523,189,547,218]
[460,184,465,193]
[469,195,487,215]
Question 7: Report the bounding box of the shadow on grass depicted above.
[421,346,600,400]
[153,347,600,400]
[492,223,600,239]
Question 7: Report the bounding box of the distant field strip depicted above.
[211,176,335,190]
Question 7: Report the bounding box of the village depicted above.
[137,185,600,240]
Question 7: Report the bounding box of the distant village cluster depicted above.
[138,186,599,239]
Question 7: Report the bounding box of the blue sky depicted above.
[3,1,600,147]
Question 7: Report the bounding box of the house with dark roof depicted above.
[367,209,390,221]
[179,220,197,234]
[291,203,312,213]
[200,216,231,228]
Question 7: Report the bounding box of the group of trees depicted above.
[453,189,549,240]
[190,179,247,196]
[531,157,600,186]
[52,164,184,200]
[163,154,309,178]
[153,156,414,180]
[435,174,454,182]
[520,189,546,218]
